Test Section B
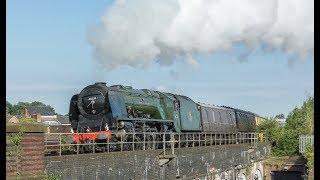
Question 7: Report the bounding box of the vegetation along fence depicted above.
[44,132,265,156]
[299,135,314,154]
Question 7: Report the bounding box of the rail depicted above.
[44,132,265,156]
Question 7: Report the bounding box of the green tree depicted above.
[6,101,57,115]
[304,143,314,173]
[257,118,280,142]
[286,96,313,135]
[6,101,13,115]
[257,96,314,156]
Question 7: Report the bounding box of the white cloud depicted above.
[88,0,313,70]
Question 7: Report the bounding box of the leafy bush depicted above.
[257,118,280,142]
[286,96,314,135]
[304,143,314,171]
[19,118,37,123]
[271,128,299,156]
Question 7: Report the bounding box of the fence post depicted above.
[153,133,155,150]
[193,134,195,147]
[143,132,146,151]
[133,132,135,151]
[59,134,62,156]
[204,133,206,146]
[178,133,181,148]
[107,134,109,153]
[120,135,123,152]
[163,133,166,156]
[93,137,95,154]
[171,133,174,155]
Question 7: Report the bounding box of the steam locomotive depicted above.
[69,82,266,135]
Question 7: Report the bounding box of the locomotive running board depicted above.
[115,117,173,123]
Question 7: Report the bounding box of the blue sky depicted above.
[6,0,314,117]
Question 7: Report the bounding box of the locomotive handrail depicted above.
[44,132,265,156]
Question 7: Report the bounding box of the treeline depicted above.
[6,101,56,116]
[257,96,314,156]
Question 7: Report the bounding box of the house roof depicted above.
[57,115,70,124]
[15,114,23,119]
[8,116,19,123]
[42,116,57,121]
[26,106,55,116]
[42,120,61,126]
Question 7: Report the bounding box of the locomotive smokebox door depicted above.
[77,83,109,120]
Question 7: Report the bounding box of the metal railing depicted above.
[44,132,264,156]
[299,135,314,154]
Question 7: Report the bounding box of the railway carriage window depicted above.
[214,109,219,123]
[229,112,235,124]
[206,109,211,122]
[221,111,226,125]
[225,111,231,124]
[226,111,230,125]
[211,109,215,122]
[201,108,208,122]
[225,112,229,124]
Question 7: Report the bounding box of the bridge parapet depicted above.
[45,143,270,179]
[44,132,270,179]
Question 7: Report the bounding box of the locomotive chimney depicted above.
[95,82,107,86]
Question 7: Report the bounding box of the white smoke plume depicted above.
[88,0,314,70]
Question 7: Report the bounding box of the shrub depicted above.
[19,118,37,123]
[304,143,314,172]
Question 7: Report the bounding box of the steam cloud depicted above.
[88,0,314,69]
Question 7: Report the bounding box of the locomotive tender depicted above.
[69,82,265,134]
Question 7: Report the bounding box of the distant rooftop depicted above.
[57,115,70,124]
[276,118,286,126]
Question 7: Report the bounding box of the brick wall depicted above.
[6,124,46,178]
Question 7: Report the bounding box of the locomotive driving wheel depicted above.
[122,135,143,151]
[80,139,95,153]
[144,133,158,150]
